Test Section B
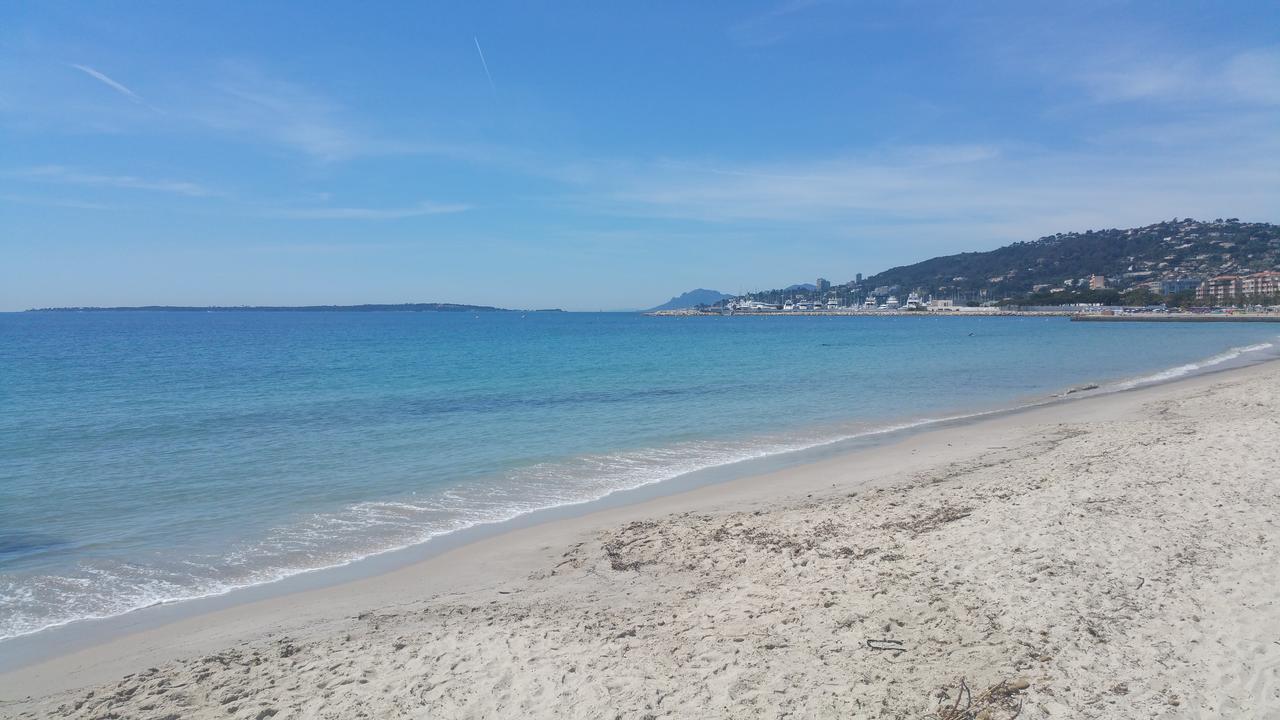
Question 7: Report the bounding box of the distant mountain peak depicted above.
[646,289,732,312]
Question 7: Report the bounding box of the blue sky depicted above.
[2,1,1278,311]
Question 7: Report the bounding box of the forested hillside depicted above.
[861,218,1279,298]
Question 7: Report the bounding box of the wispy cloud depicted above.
[649,144,999,185]
[729,0,824,47]
[0,193,116,211]
[197,62,458,162]
[244,240,418,254]
[1074,47,1280,106]
[14,59,506,167]
[68,63,154,109]
[570,124,1279,253]
[9,165,218,197]
[202,65,358,161]
[609,143,1010,222]
[1224,48,1280,106]
[267,201,471,220]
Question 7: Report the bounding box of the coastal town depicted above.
[653,272,1280,317]
[651,218,1280,318]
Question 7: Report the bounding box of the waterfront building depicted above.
[1198,275,1241,303]
[1088,274,1107,290]
[1198,272,1280,303]
[816,278,831,293]
[1241,271,1280,298]
[1159,277,1203,295]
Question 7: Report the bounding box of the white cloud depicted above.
[267,201,471,220]
[1077,47,1280,106]
[729,0,825,47]
[1224,48,1280,106]
[9,165,217,197]
[200,65,361,161]
[0,194,115,210]
[572,126,1279,251]
[1080,63,1191,102]
[196,62,465,162]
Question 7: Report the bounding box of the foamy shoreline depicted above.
[3,360,1280,718]
[4,337,1275,655]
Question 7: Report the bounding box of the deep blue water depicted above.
[1,311,1278,641]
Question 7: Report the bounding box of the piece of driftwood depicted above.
[865,638,906,651]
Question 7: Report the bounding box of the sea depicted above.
[2,311,1279,644]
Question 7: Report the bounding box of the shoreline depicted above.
[2,338,1275,666]
[0,402,1021,666]
[3,358,1280,716]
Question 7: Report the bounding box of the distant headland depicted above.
[651,217,1280,314]
[26,304,564,313]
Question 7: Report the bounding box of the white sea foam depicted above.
[1108,341,1276,391]
[0,416,973,641]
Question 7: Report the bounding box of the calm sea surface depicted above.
[2,311,1278,641]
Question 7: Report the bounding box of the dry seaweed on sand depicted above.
[932,677,1028,720]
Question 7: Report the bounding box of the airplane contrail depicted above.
[69,63,164,113]
[70,63,144,104]
[473,36,497,95]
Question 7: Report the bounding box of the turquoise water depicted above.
[2,311,1278,641]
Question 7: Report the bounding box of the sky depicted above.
[1,1,1278,311]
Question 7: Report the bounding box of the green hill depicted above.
[862,218,1280,300]
[739,218,1279,306]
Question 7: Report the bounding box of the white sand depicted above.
[2,362,1279,719]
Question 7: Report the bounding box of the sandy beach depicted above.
[2,361,1279,719]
